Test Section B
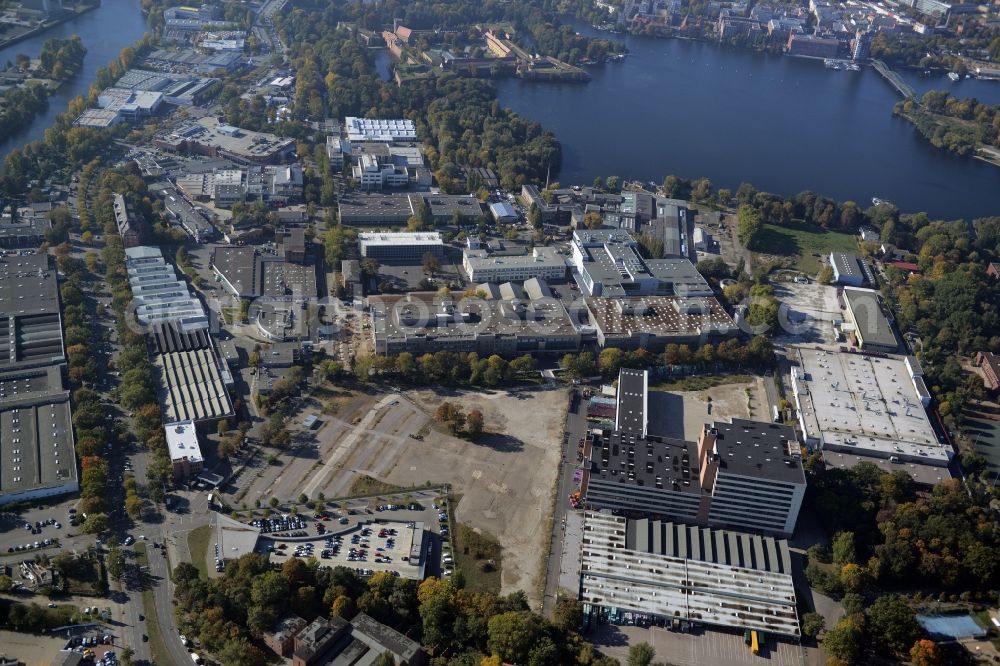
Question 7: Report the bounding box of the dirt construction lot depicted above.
[379,388,567,603]
[674,377,770,441]
[249,385,570,605]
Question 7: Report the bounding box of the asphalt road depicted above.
[542,388,588,616]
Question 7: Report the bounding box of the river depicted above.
[495,25,1000,219]
[0,0,149,158]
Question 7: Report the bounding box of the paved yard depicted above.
[592,624,810,666]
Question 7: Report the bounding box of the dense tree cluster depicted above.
[895,90,1000,157]
[275,8,561,190]
[174,556,616,666]
[36,35,87,81]
[560,336,775,379]
[355,350,536,387]
[873,210,1000,437]
[0,35,155,197]
[806,462,1000,597]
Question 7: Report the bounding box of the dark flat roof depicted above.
[587,429,701,495]
[706,419,805,485]
[616,368,647,435]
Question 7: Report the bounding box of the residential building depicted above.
[462,246,566,282]
[977,351,1000,391]
[790,347,951,485]
[580,511,800,637]
[852,30,873,61]
[265,615,308,658]
[165,420,204,479]
[987,262,1000,280]
[113,193,146,248]
[698,419,805,535]
[842,287,898,351]
[359,232,444,262]
[292,614,423,666]
[786,33,840,58]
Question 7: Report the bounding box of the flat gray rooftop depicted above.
[791,347,948,465]
[707,418,806,485]
[616,368,648,435]
[580,511,800,637]
[0,254,63,370]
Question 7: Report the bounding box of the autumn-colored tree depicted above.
[909,639,943,666]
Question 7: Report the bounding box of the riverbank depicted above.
[0,36,86,139]
[496,23,1000,219]
[0,1,99,50]
[0,0,147,159]
[893,102,1000,169]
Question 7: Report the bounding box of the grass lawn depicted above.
[453,523,502,595]
[650,373,755,392]
[187,525,212,579]
[752,221,858,274]
[348,475,408,496]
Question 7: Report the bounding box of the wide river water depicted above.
[0,0,149,158]
[2,8,998,218]
[496,24,1000,219]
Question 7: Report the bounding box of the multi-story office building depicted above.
[570,229,712,298]
[698,419,806,535]
[359,232,444,262]
[462,246,566,282]
[582,370,806,536]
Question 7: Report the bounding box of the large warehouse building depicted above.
[790,346,950,485]
[579,511,800,637]
[0,255,78,506]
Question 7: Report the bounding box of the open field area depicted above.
[753,222,857,275]
[225,384,568,604]
[771,281,842,345]
[187,524,212,579]
[672,376,770,441]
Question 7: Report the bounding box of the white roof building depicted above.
[125,246,208,332]
[344,117,417,142]
[790,346,951,475]
[165,420,203,466]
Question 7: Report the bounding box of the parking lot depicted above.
[264,519,426,579]
[0,500,78,560]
